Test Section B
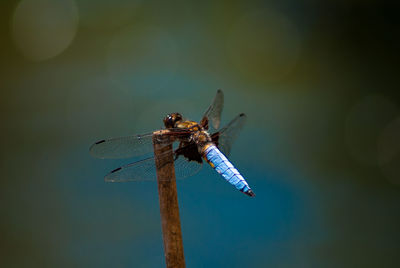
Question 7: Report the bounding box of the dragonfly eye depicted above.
[163,115,173,128]
[175,113,183,122]
[164,113,183,128]
[163,114,175,128]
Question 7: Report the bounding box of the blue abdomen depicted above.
[203,145,254,197]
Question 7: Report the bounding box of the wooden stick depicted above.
[153,131,185,268]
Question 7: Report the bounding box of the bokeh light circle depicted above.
[11,0,79,61]
[227,9,301,82]
[345,95,398,166]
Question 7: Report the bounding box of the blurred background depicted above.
[1,0,400,267]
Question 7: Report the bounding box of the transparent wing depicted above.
[201,89,224,132]
[174,154,203,179]
[89,133,154,159]
[212,113,247,157]
[89,129,191,159]
[105,156,157,182]
[104,147,202,182]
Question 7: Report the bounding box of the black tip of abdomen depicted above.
[244,189,255,197]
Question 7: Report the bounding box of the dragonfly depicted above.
[89,90,255,197]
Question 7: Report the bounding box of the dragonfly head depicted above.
[163,113,183,128]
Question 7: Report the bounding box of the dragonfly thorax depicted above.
[191,130,212,154]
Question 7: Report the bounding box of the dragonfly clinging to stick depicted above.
[90,90,255,197]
